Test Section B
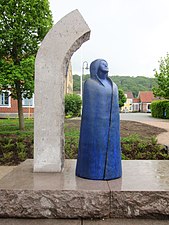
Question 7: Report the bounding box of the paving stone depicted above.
[0,167,16,180]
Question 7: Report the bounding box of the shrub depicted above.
[65,136,79,159]
[0,135,33,165]
[65,94,82,117]
[121,135,169,160]
[151,100,169,119]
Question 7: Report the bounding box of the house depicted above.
[0,63,73,118]
[138,91,158,112]
[64,63,73,95]
[132,98,140,112]
[120,90,158,113]
[121,91,134,112]
[0,91,34,118]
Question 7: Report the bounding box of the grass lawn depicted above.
[0,119,33,135]
[0,118,168,165]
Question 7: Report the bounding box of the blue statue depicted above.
[76,59,122,180]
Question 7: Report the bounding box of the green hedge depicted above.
[65,94,82,118]
[151,100,169,119]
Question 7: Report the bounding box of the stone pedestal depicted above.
[0,160,169,219]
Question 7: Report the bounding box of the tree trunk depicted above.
[16,81,24,130]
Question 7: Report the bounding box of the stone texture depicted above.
[0,160,110,218]
[1,219,169,225]
[0,190,110,218]
[84,219,169,225]
[1,160,169,219]
[108,160,169,219]
[110,192,169,219]
[0,219,81,225]
[34,10,90,172]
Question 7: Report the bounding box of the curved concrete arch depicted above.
[34,10,91,172]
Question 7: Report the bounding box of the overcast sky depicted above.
[49,0,169,77]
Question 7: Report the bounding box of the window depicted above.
[135,105,139,110]
[22,96,34,107]
[0,91,10,106]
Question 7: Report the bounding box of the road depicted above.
[120,112,168,122]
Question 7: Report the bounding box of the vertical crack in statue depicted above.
[76,59,122,180]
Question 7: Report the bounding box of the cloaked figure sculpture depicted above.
[76,59,122,180]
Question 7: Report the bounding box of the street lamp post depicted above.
[81,61,89,99]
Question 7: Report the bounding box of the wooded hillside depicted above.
[73,75,157,97]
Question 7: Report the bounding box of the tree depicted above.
[73,75,80,92]
[65,94,82,117]
[152,53,169,99]
[0,0,53,130]
[118,89,127,108]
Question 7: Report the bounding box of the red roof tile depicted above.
[125,91,134,99]
[133,98,140,103]
[139,91,157,103]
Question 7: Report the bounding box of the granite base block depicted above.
[108,160,169,219]
[0,190,110,218]
[0,160,110,218]
[0,160,169,219]
[111,192,169,219]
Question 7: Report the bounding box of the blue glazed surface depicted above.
[76,59,122,180]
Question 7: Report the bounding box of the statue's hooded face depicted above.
[99,60,109,73]
[90,59,108,79]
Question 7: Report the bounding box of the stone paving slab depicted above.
[0,160,109,191]
[0,160,169,219]
[0,166,16,180]
[109,160,169,191]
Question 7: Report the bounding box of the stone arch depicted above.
[34,10,91,172]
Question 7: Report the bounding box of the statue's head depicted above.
[90,59,109,79]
